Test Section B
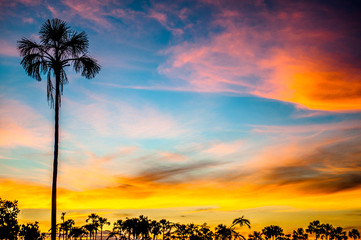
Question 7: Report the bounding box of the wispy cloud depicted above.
[0,40,18,57]
[0,97,51,149]
[158,1,361,111]
[63,93,187,139]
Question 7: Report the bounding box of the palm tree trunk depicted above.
[51,71,60,240]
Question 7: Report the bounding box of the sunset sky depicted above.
[1,0,361,234]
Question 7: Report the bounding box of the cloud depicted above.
[133,159,221,184]
[159,1,361,111]
[0,97,51,149]
[147,3,185,36]
[60,0,113,28]
[0,40,18,57]
[22,17,34,23]
[63,93,187,139]
[250,125,361,194]
[203,140,244,157]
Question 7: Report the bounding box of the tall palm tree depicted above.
[17,19,100,240]
[98,217,111,240]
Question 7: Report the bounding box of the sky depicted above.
[1,0,361,234]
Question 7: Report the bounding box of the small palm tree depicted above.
[249,231,263,240]
[349,229,361,240]
[17,19,100,240]
[98,217,111,240]
[292,228,308,240]
[84,223,97,240]
[150,220,161,240]
[199,223,213,240]
[87,213,100,240]
[322,224,334,240]
[70,226,87,240]
[160,219,171,240]
[330,227,347,240]
[231,216,251,229]
[215,224,232,240]
[306,221,322,240]
[61,212,66,240]
[262,225,284,240]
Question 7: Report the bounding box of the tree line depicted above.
[1,198,360,240]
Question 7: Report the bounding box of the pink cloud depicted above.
[0,98,51,149]
[61,0,112,28]
[203,140,244,157]
[146,3,185,35]
[159,2,361,111]
[0,40,18,57]
[22,17,34,23]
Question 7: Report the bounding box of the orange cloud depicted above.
[257,48,361,111]
[159,2,361,111]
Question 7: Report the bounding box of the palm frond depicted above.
[47,71,54,108]
[60,68,69,93]
[40,18,70,46]
[72,55,101,79]
[20,53,49,81]
[17,38,44,57]
[60,31,89,57]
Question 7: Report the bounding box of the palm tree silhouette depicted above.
[248,231,263,240]
[61,212,66,240]
[98,217,110,240]
[138,215,151,240]
[62,219,75,240]
[349,229,361,240]
[215,224,233,240]
[262,225,284,240]
[87,213,100,240]
[150,220,161,240]
[198,223,214,240]
[84,223,97,240]
[70,226,87,240]
[322,224,333,240]
[306,221,322,240]
[174,223,188,240]
[330,227,347,240]
[292,228,308,240]
[160,219,171,240]
[231,217,251,229]
[17,18,100,240]
[107,220,124,240]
